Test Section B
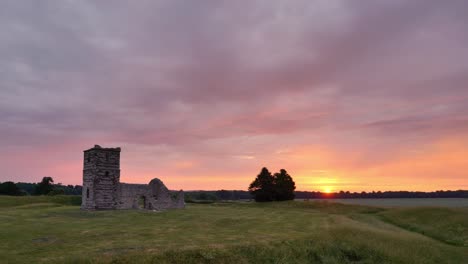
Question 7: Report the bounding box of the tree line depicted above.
[2,175,467,199]
[184,189,468,202]
[0,177,82,196]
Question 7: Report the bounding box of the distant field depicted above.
[0,196,467,263]
[308,198,468,208]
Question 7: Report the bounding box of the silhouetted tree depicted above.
[273,169,296,201]
[216,189,232,200]
[249,167,275,202]
[35,177,54,195]
[197,192,218,201]
[15,182,36,195]
[0,182,21,196]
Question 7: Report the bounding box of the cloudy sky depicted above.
[1,0,467,191]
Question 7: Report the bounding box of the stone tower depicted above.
[81,145,184,211]
[81,145,121,210]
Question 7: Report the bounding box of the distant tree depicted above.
[198,192,209,200]
[73,185,83,195]
[0,182,22,196]
[273,169,296,201]
[35,177,54,195]
[184,193,194,203]
[249,167,275,202]
[216,189,232,200]
[47,189,65,196]
[16,182,37,195]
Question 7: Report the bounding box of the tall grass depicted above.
[0,197,466,263]
[379,207,468,246]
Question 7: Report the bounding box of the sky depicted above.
[1,0,468,192]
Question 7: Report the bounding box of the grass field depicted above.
[1,196,467,263]
[309,198,468,208]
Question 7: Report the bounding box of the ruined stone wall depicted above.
[117,179,185,210]
[82,145,184,211]
[147,178,184,210]
[117,183,152,209]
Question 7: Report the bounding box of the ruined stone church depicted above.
[81,145,184,210]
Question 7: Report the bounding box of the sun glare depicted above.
[323,187,332,194]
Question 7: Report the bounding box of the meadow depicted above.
[0,196,467,263]
[310,198,468,208]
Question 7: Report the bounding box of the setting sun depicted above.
[323,187,333,194]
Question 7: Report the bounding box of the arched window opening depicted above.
[105,171,109,176]
[86,188,89,199]
[138,196,146,209]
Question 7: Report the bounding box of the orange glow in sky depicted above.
[2,135,467,192]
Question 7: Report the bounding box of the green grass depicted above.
[0,197,467,263]
[379,207,468,246]
[0,195,81,208]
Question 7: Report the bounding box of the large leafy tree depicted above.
[248,167,275,202]
[35,177,54,195]
[249,168,296,202]
[0,182,21,196]
[274,169,296,201]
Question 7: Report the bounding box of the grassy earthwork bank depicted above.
[0,196,467,263]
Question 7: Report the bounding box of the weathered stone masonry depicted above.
[81,145,184,210]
